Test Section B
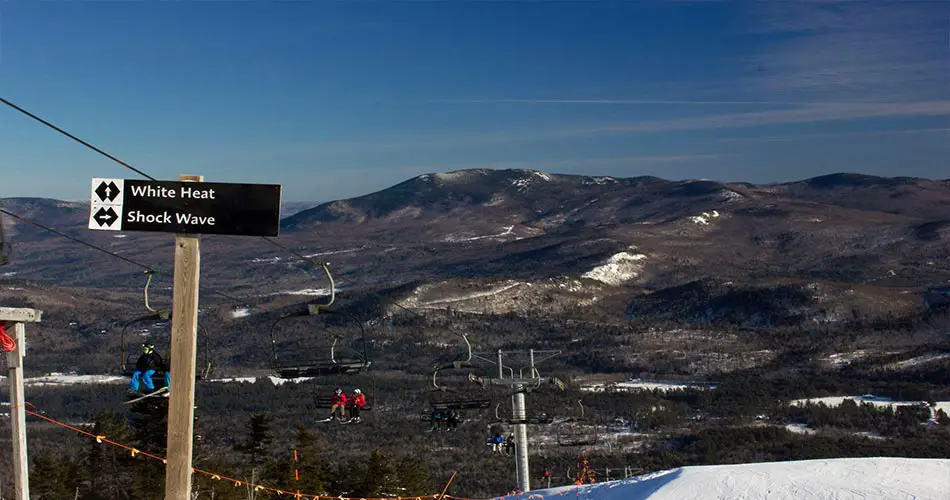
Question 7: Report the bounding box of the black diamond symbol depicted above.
[94,207,119,227]
[95,181,120,202]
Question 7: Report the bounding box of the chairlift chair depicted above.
[428,331,491,410]
[119,313,214,380]
[119,270,214,381]
[490,402,554,425]
[269,261,371,379]
[556,400,600,447]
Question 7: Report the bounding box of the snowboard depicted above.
[123,386,168,404]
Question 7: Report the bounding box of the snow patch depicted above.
[409,281,525,307]
[583,176,617,185]
[114,234,127,238]
[0,373,127,387]
[302,247,364,258]
[884,353,950,370]
[485,194,506,207]
[208,376,313,385]
[231,307,250,319]
[822,350,872,367]
[719,190,744,202]
[443,226,515,243]
[511,178,532,192]
[791,394,950,422]
[582,378,713,393]
[1,272,17,277]
[533,170,552,181]
[784,423,817,435]
[265,287,338,297]
[582,252,647,286]
[689,210,720,225]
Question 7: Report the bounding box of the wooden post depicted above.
[0,307,43,500]
[165,174,202,500]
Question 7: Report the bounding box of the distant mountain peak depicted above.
[801,172,919,189]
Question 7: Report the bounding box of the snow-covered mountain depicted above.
[500,457,949,500]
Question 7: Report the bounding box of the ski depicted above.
[123,386,168,404]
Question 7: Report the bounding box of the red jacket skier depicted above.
[329,387,347,421]
[348,388,366,422]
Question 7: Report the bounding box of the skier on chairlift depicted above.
[329,387,347,422]
[347,388,366,423]
[128,343,165,395]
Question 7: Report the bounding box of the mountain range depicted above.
[2,169,949,332]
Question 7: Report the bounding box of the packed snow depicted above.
[582,252,647,286]
[499,457,950,500]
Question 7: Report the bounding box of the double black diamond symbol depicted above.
[95,181,120,202]
[93,207,119,227]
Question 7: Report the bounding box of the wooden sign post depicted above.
[165,175,202,500]
[0,306,43,500]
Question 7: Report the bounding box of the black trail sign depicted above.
[89,178,282,237]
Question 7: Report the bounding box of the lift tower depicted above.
[469,349,564,492]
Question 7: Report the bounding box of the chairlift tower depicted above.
[470,349,563,493]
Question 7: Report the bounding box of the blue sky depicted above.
[0,0,947,203]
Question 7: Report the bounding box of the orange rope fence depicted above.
[12,401,481,500]
[6,402,609,500]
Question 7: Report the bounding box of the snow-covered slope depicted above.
[499,457,949,500]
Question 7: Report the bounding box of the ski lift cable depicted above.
[0,207,239,306]
[0,96,343,294]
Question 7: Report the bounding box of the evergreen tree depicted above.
[236,413,274,467]
[394,456,432,496]
[344,450,396,498]
[80,410,137,500]
[289,423,332,496]
[31,451,83,500]
[234,413,277,499]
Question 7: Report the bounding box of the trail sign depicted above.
[88,178,282,236]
